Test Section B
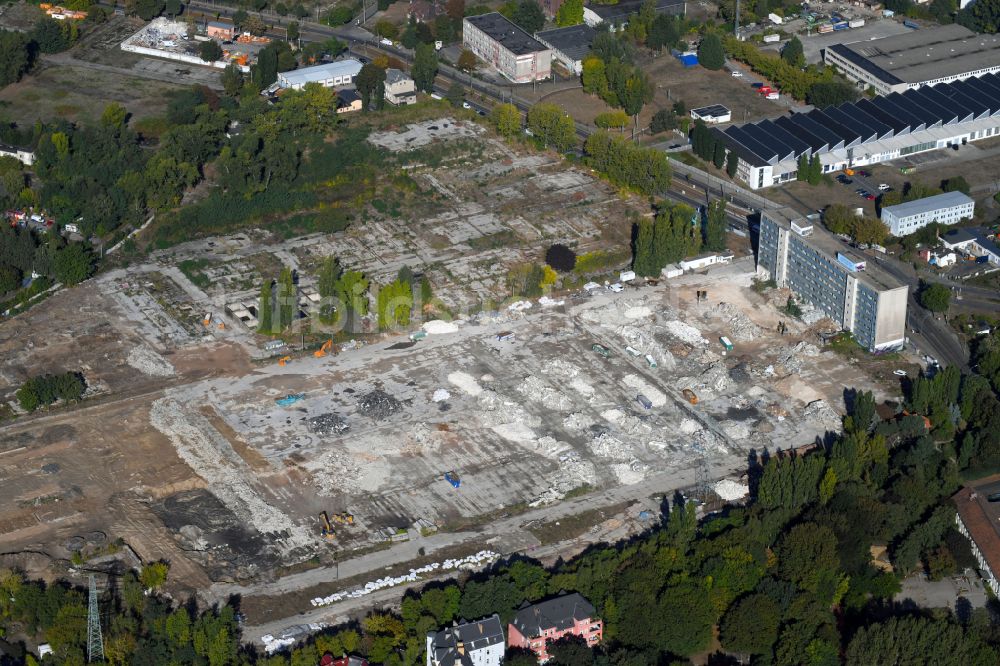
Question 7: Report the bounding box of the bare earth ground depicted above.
[0,120,909,646]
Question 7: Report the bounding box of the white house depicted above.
[0,144,35,166]
[426,615,505,666]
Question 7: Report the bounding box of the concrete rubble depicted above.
[357,390,402,420]
[126,344,175,377]
[307,413,349,436]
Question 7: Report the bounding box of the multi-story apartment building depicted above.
[757,209,907,351]
[880,191,975,237]
[507,593,602,663]
[462,13,551,83]
[426,615,505,666]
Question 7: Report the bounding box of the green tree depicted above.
[355,62,387,111]
[777,523,841,594]
[650,108,677,133]
[720,593,781,655]
[221,63,244,96]
[258,278,273,333]
[317,256,343,325]
[413,43,438,93]
[918,281,951,312]
[513,0,544,32]
[135,0,166,20]
[846,616,996,666]
[704,199,726,251]
[726,149,739,177]
[807,80,858,107]
[527,103,576,152]
[287,20,300,43]
[942,175,971,194]
[698,33,725,70]
[0,30,32,87]
[491,103,521,137]
[139,562,169,590]
[782,36,805,68]
[712,140,726,168]
[457,48,477,72]
[276,267,296,330]
[556,0,584,26]
[594,110,629,130]
[52,244,94,286]
[632,218,656,277]
[446,82,466,107]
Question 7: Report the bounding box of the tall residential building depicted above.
[462,13,551,83]
[507,593,603,663]
[426,615,505,666]
[880,191,975,237]
[757,209,907,351]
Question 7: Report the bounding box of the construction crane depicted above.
[319,511,335,539]
[314,339,333,358]
[277,355,292,366]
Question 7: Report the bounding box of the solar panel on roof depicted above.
[855,98,910,134]
[830,104,892,140]
[936,83,990,119]
[921,86,974,122]
[725,126,779,163]
[742,123,796,161]
[775,115,829,153]
[872,95,926,131]
[887,92,938,127]
[952,78,1000,114]
[969,76,1000,114]
[758,119,810,157]
[901,88,957,125]
[809,109,862,146]
[788,113,845,150]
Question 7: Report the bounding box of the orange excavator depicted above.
[277,355,292,366]
[314,339,333,358]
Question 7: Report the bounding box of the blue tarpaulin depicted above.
[678,54,698,67]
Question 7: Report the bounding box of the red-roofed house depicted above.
[953,480,1000,595]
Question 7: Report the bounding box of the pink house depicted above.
[507,593,603,662]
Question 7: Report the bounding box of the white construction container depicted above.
[763,34,780,43]
[619,270,636,282]
[849,18,865,27]
[768,12,783,24]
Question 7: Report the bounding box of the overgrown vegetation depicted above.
[15,371,85,412]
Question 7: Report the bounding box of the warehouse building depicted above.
[714,71,1000,190]
[583,0,686,28]
[535,24,595,75]
[275,59,363,91]
[880,191,975,237]
[758,208,907,351]
[825,25,1000,96]
[463,13,551,83]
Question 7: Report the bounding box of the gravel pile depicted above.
[307,413,349,436]
[714,479,749,501]
[358,390,402,420]
[126,344,175,377]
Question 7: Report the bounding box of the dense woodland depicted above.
[2,338,1000,664]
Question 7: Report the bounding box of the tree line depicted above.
[15,371,86,412]
[584,131,671,195]
[0,17,82,88]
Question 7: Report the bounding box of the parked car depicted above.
[893,369,907,376]
[731,70,743,77]
[865,193,876,200]
[751,82,765,88]
[878,183,891,191]
[608,283,624,293]
[857,170,871,177]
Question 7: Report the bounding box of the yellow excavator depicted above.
[331,512,354,526]
[314,339,333,358]
[319,511,335,539]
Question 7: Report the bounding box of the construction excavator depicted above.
[319,511,335,539]
[314,339,333,358]
[277,355,292,366]
[331,511,354,526]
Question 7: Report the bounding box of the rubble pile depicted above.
[126,344,175,377]
[518,375,574,410]
[663,319,708,346]
[358,390,402,420]
[307,413,349,436]
[803,399,842,432]
[714,479,750,501]
[709,302,764,342]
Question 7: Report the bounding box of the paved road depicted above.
[870,255,970,370]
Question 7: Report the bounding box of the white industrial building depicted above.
[275,59,363,91]
[941,227,1000,265]
[535,24,595,75]
[463,13,551,83]
[714,71,1000,190]
[825,25,1000,96]
[880,191,975,236]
